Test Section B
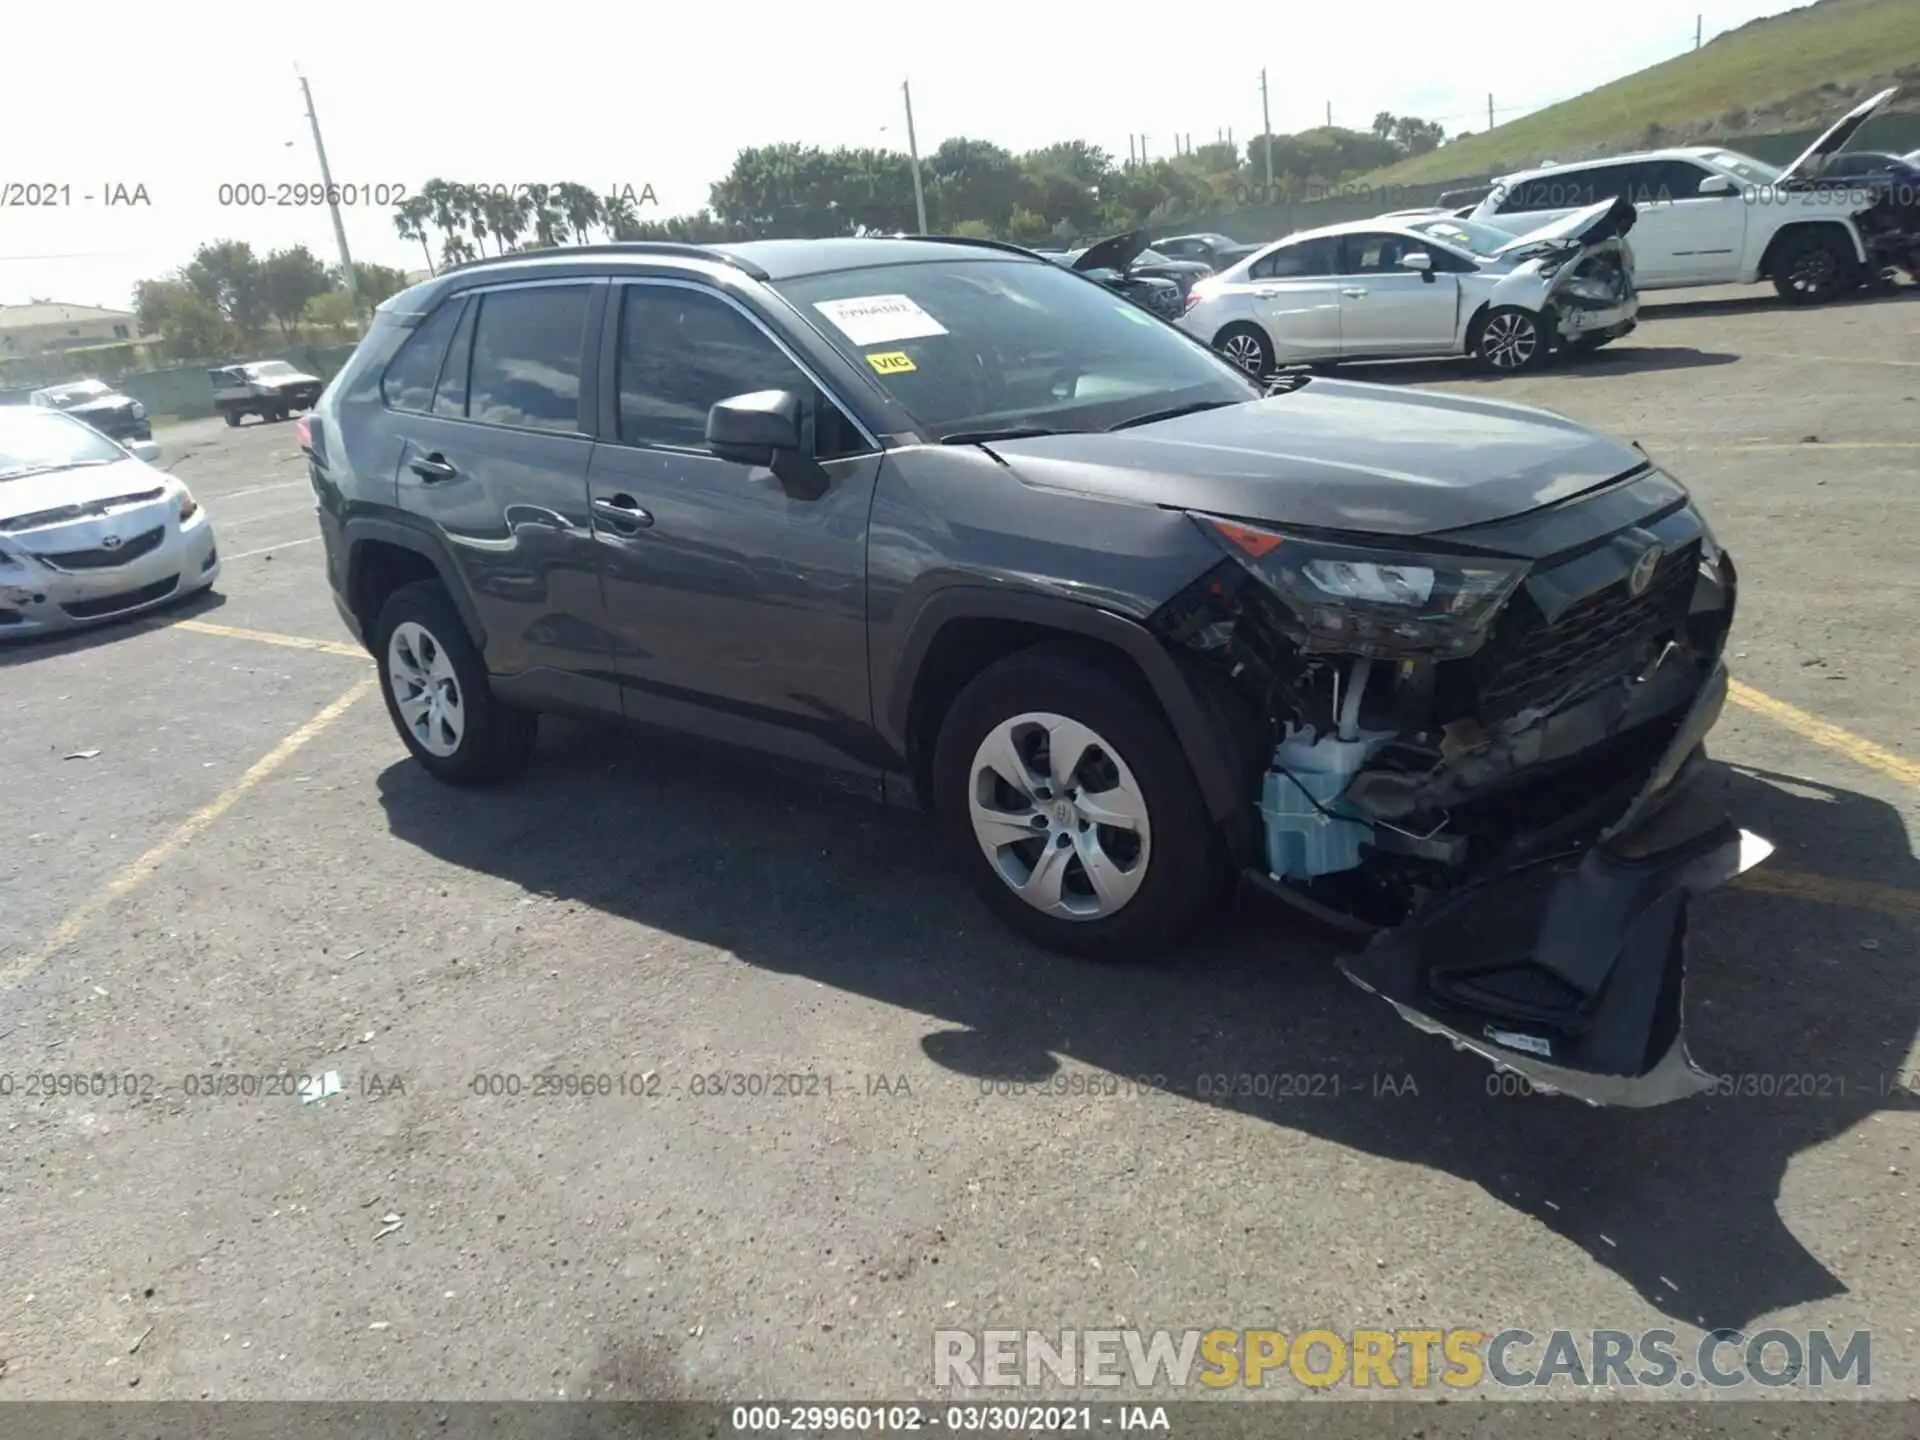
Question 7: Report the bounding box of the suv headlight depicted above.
[1191,512,1528,658]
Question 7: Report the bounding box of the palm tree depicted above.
[392,196,436,275]
[602,193,640,240]
[440,235,477,268]
[421,179,465,254]
[481,191,528,253]
[555,183,604,243]
[518,184,564,249]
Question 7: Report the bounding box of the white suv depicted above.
[1467,88,1902,303]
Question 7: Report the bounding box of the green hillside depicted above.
[1360,0,1920,186]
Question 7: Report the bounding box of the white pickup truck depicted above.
[1466,88,1912,303]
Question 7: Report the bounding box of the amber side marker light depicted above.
[1210,519,1284,558]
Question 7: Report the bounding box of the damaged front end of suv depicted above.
[1150,458,1768,1107]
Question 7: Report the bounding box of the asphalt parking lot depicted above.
[2,283,1917,1404]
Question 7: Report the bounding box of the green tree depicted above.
[182,241,268,345]
[554,182,604,243]
[927,138,1024,229]
[393,195,437,274]
[348,261,410,307]
[261,245,332,342]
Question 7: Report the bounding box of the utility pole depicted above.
[1259,70,1275,204]
[1141,135,1150,164]
[1326,101,1332,127]
[1695,14,1702,48]
[298,69,360,325]
[1488,93,1496,132]
[901,80,929,235]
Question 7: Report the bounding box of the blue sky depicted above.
[0,0,1811,309]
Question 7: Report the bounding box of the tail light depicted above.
[294,415,312,452]
[1183,290,1204,313]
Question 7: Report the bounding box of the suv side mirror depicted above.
[707,389,802,466]
[707,388,828,500]
[1398,251,1435,282]
[1697,174,1737,196]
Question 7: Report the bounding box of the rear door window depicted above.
[1250,237,1339,279]
[465,284,591,432]
[432,298,476,417]
[381,299,465,413]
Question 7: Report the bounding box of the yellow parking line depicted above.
[176,618,367,660]
[1734,868,1920,923]
[1729,679,1920,791]
[0,674,377,993]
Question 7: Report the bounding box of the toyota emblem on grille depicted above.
[1628,543,1663,596]
[100,534,123,550]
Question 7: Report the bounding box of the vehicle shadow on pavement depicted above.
[1345,346,1741,388]
[0,588,225,669]
[377,731,1918,1334]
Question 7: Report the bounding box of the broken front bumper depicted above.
[1337,661,1772,1107]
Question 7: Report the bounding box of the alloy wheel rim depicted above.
[1221,334,1265,374]
[1789,249,1835,292]
[387,621,465,758]
[1483,312,1538,369]
[968,712,1151,921]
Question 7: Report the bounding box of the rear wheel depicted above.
[1212,322,1275,380]
[373,580,537,786]
[1472,306,1551,373]
[222,409,241,428]
[931,646,1220,959]
[1771,229,1857,304]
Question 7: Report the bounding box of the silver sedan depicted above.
[0,407,219,639]
[1178,200,1640,375]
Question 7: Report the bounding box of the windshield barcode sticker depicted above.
[813,295,949,346]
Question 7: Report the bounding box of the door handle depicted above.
[1253,287,1280,298]
[593,494,654,531]
[1340,287,1369,298]
[408,452,457,482]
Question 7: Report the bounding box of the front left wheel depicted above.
[931,646,1220,959]
[1472,306,1552,373]
[373,580,537,786]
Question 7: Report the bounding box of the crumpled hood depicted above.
[66,396,136,416]
[1494,195,1637,256]
[258,371,321,390]
[983,379,1649,538]
[0,457,170,525]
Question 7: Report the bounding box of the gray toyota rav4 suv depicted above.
[310,236,1767,1107]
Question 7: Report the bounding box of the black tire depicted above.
[372,580,537,786]
[1770,228,1858,304]
[931,645,1221,959]
[1471,305,1552,373]
[1212,322,1275,379]
[222,409,241,428]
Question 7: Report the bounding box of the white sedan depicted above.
[1177,200,1639,375]
[0,406,218,639]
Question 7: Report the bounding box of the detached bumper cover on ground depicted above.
[1338,661,1772,1106]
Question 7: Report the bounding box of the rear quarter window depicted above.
[381,299,466,413]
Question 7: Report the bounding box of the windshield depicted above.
[1700,151,1780,185]
[35,380,112,408]
[244,361,300,378]
[1136,248,1175,264]
[0,406,129,478]
[775,258,1260,440]
[1406,218,1512,257]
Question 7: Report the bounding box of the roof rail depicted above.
[437,241,769,281]
[889,234,1049,260]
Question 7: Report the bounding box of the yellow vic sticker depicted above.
[866,350,916,374]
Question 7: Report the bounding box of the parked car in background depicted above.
[1057,231,1213,299]
[1180,199,1638,375]
[210,360,326,426]
[1037,235,1185,319]
[0,406,216,638]
[28,378,152,446]
[1467,87,1906,302]
[1154,232,1263,271]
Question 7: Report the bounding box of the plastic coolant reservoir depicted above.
[1259,723,1389,881]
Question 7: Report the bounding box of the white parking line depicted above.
[213,505,317,530]
[204,479,309,502]
[223,534,324,561]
